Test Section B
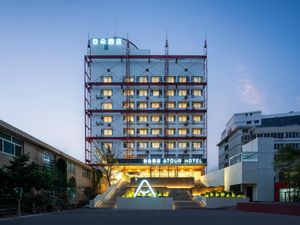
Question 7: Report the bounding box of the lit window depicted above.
[137,115,148,122]
[103,142,113,149]
[151,115,161,122]
[193,76,203,83]
[123,76,134,82]
[138,142,148,149]
[178,89,188,96]
[178,142,189,149]
[137,102,148,109]
[102,89,112,96]
[166,142,175,149]
[166,102,175,109]
[179,76,188,83]
[138,90,148,97]
[166,76,175,83]
[102,103,112,109]
[192,102,202,109]
[167,115,175,122]
[192,115,202,122]
[102,76,112,83]
[166,129,175,135]
[151,102,161,109]
[179,115,188,122]
[192,128,202,135]
[123,128,134,135]
[178,128,188,135]
[151,76,161,83]
[123,115,134,123]
[178,102,188,109]
[123,102,134,109]
[192,142,202,149]
[152,142,161,149]
[103,129,113,136]
[151,129,161,135]
[123,89,134,96]
[124,142,134,149]
[102,116,112,123]
[152,90,162,97]
[138,76,148,82]
[166,90,175,96]
[192,90,202,96]
[138,129,148,135]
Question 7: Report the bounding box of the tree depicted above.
[274,145,300,201]
[95,144,120,187]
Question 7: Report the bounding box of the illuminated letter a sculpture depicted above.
[133,179,156,198]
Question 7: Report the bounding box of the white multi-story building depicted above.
[84,37,208,180]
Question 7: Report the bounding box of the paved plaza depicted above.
[1,208,299,225]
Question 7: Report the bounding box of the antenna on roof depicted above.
[165,30,169,55]
[204,33,207,55]
[87,30,91,55]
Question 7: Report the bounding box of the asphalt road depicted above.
[1,208,300,225]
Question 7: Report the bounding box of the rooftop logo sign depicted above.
[92,38,122,46]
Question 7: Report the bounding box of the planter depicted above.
[116,197,173,210]
[195,196,249,208]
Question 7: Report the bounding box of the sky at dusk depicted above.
[0,0,300,171]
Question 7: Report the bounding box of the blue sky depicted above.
[0,0,299,171]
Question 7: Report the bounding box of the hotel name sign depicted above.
[143,158,203,165]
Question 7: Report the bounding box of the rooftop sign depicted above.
[92,38,122,46]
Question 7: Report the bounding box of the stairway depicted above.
[171,189,203,209]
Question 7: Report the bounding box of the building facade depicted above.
[0,120,94,203]
[84,37,208,181]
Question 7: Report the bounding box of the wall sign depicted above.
[143,158,203,165]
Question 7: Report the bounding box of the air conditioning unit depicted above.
[146,123,149,127]
[107,96,111,99]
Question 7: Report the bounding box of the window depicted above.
[123,115,134,123]
[3,141,14,155]
[166,90,175,96]
[179,142,189,149]
[102,76,112,83]
[192,142,202,149]
[179,76,188,83]
[192,128,202,135]
[138,142,148,149]
[124,142,134,149]
[138,76,148,83]
[137,128,148,135]
[137,102,148,109]
[102,103,112,109]
[167,115,175,122]
[123,89,134,96]
[67,162,75,174]
[43,151,54,169]
[192,102,202,109]
[152,90,162,97]
[165,76,175,83]
[192,89,202,96]
[138,90,148,97]
[166,102,175,109]
[178,102,188,109]
[151,102,161,109]
[102,116,112,123]
[103,142,113,149]
[82,169,90,178]
[103,129,113,136]
[166,129,175,135]
[178,89,188,96]
[192,115,202,122]
[246,121,251,124]
[102,89,112,96]
[151,115,161,122]
[152,142,161,149]
[0,139,2,152]
[193,76,202,83]
[0,132,23,157]
[124,128,134,135]
[179,128,188,135]
[179,115,189,122]
[123,102,134,109]
[151,129,161,135]
[165,142,175,150]
[123,76,134,82]
[137,115,148,122]
[151,76,161,83]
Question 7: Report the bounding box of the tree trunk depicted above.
[17,188,23,216]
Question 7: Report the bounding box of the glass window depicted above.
[178,128,188,135]
[192,89,202,96]
[192,142,202,149]
[167,115,175,122]
[137,129,148,135]
[0,132,11,141]
[102,103,112,109]
[178,102,188,109]
[138,76,148,82]
[178,142,189,149]
[166,102,175,109]
[137,115,148,122]
[138,102,148,109]
[124,128,134,135]
[123,89,134,96]
[138,142,148,149]
[178,89,188,96]
[3,141,14,155]
[124,142,134,149]
[192,128,202,135]
[166,142,175,149]
[152,142,161,149]
[0,139,2,152]
[102,89,112,96]
[151,129,161,135]
[165,76,175,83]
[82,169,90,178]
[179,115,189,122]
[103,129,113,136]
[123,115,134,123]
[43,151,54,169]
[102,76,112,83]
[138,90,148,97]
[152,90,162,97]
[151,102,161,109]
[192,115,202,122]
[166,90,175,96]
[151,76,161,83]
[193,76,202,83]
[102,116,112,123]
[166,129,175,135]
[103,142,113,149]
[123,102,134,109]
[123,76,134,82]
[67,162,76,173]
[192,102,202,109]
[179,76,188,83]
[151,115,161,122]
